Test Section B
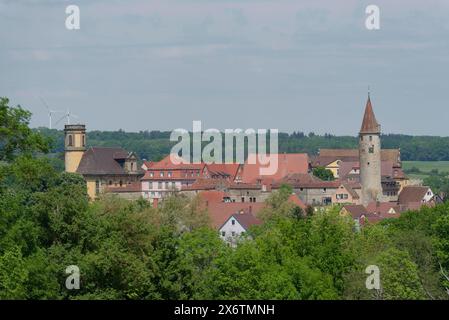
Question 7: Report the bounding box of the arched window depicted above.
[68,135,73,147]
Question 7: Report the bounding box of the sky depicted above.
[1,0,449,135]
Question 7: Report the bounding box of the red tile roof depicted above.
[206,163,241,180]
[342,205,367,219]
[241,153,310,183]
[360,96,380,134]
[366,201,400,215]
[206,202,266,229]
[287,194,307,209]
[398,186,431,205]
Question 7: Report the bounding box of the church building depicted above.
[64,124,144,199]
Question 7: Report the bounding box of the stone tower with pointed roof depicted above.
[359,94,382,206]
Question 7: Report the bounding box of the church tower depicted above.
[359,94,382,206]
[64,124,86,173]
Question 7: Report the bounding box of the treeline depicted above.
[37,127,449,162]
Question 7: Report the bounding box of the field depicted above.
[403,161,449,180]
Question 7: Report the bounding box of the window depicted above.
[131,162,134,171]
[369,146,374,153]
[168,171,172,177]
[158,182,163,189]
[149,172,154,177]
[231,219,235,225]
[231,231,235,237]
[360,136,363,141]
[241,197,245,203]
[221,231,226,237]
[95,180,100,195]
[82,135,85,147]
[369,136,373,142]
[108,180,112,185]
[160,172,164,177]
[119,180,123,187]
[68,135,73,147]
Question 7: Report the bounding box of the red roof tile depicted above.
[241,153,309,183]
[360,96,380,134]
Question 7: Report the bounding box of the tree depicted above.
[0,97,50,161]
[312,166,335,181]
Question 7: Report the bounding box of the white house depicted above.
[219,211,262,247]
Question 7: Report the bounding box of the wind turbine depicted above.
[54,108,80,127]
[40,97,63,129]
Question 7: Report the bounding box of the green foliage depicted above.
[0,97,50,161]
[312,166,335,181]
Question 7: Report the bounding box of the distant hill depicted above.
[35,127,449,162]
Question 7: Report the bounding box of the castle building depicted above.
[359,95,383,205]
[64,124,144,199]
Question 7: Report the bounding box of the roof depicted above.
[338,161,399,180]
[206,202,266,229]
[225,212,262,230]
[145,154,206,171]
[342,205,367,219]
[287,193,307,209]
[340,183,360,199]
[182,178,262,191]
[198,190,230,203]
[206,163,241,179]
[360,96,380,134]
[398,186,430,205]
[77,147,142,175]
[314,149,401,168]
[366,202,400,215]
[241,153,310,183]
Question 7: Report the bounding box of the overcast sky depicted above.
[1,0,449,135]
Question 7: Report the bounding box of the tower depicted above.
[359,94,382,205]
[64,124,86,173]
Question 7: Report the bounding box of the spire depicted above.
[360,94,380,134]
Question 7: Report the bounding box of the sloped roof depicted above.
[366,201,400,215]
[314,149,401,168]
[342,205,367,218]
[77,147,141,175]
[229,212,262,230]
[147,154,205,171]
[398,186,430,205]
[206,202,266,229]
[288,193,307,209]
[340,183,360,199]
[206,163,241,179]
[241,153,309,183]
[360,96,380,134]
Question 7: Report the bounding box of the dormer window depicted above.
[160,172,164,177]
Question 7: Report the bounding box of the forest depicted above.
[37,127,449,163]
[2,97,449,300]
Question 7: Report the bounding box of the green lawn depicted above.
[403,161,449,179]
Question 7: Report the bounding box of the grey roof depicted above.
[77,147,140,175]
